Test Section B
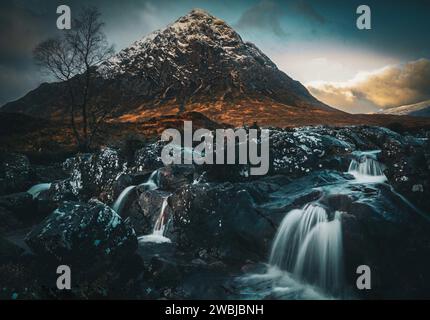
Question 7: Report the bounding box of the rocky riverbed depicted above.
[1,125,430,299]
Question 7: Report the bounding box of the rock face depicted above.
[169,181,276,264]
[0,192,35,233]
[158,165,195,190]
[1,9,336,125]
[45,147,127,203]
[1,125,430,299]
[99,9,332,111]
[26,200,137,264]
[0,153,32,195]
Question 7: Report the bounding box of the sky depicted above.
[0,0,429,113]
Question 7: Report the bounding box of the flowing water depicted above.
[138,197,172,244]
[293,211,343,294]
[112,170,159,214]
[268,204,343,295]
[238,151,389,299]
[139,170,159,190]
[348,151,387,183]
[27,183,51,199]
[112,185,136,214]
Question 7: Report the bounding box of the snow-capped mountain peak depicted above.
[2,9,336,124]
[100,8,276,77]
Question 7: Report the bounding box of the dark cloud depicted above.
[293,0,325,24]
[0,0,158,105]
[235,0,288,38]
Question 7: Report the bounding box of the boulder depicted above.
[0,153,32,195]
[158,165,195,191]
[0,237,24,263]
[25,200,138,264]
[0,192,36,233]
[169,182,275,264]
[134,141,166,171]
[118,188,172,236]
[47,147,128,203]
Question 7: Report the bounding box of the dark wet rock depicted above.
[26,200,137,264]
[40,178,80,203]
[112,173,134,201]
[158,165,195,191]
[337,184,430,299]
[0,206,22,234]
[134,141,165,171]
[147,255,182,288]
[0,192,34,217]
[46,147,128,203]
[112,172,155,201]
[122,189,172,236]
[0,192,39,233]
[0,237,24,263]
[31,164,67,185]
[382,139,430,214]
[169,182,275,264]
[0,153,32,195]
[270,127,354,177]
[267,126,430,214]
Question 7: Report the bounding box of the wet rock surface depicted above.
[0,153,32,195]
[1,125,430,299]
[25,200,137,264]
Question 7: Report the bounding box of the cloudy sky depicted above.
[1,0,429,113]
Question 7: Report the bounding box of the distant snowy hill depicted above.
[376,100,430,117]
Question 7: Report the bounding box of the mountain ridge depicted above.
[376,100,430,117]
[1,9,341,126]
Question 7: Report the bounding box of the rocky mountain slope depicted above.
[1,9,341,126]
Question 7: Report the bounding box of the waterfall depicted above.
[112,170,159,214]
[269,204,327,270]
[138,197,172,244]
[138,170,159,191]
[294,212,343,294]
[269,204,344,295]
[112,185,136,214]
[348,151,387,183]
[27,183,51,199]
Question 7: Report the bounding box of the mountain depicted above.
[1,9,343,127]
[378,100,430,117]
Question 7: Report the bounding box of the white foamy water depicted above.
[112,185,136,214]
[348,152,387,183]
[269,204,344,295]
[138,197,172,244]
[138,170,159,191]
[238,266,332,300]
[112,170,159,214]
[27,183,51,199]
[269,204,327,271]
[293,212,343,293]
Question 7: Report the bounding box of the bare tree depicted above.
[34,7,114,151]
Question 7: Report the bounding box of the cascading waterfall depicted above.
[112,185,136,213]
[269,204,344,295]
[348,151,387,183]
[348,151,427,220]
[293,211,343,294]
[27,183,51,199]
[138,197,172,244]
[139,170,159,190]
[269,204,327,271]
[112,170,159,214]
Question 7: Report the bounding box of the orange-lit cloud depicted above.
[307,59,430,114]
